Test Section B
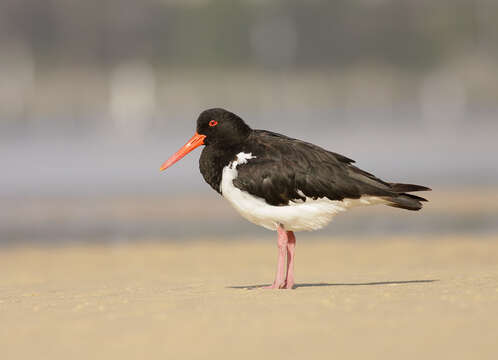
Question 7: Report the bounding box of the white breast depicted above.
[220,152,386,232]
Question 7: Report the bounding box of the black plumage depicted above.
[160,108,432,289]
[197,108,430,211]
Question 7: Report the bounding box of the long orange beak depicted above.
[160,133,207,171]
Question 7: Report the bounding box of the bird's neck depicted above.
[199,143,245,194]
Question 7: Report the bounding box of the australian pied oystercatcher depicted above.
[160,108,430,289]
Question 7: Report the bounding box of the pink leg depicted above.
[284,231,296,289]
[264,225,288,289]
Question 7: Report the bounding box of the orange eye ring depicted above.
[209,120,218,127]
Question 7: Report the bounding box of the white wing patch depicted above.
[221,152,386,232]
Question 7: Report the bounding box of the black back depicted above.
[197,109,430,210]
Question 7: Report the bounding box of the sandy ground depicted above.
[1,235,498,360]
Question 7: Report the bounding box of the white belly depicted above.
[220,152,385,232]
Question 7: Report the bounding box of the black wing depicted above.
[234,130,429,209]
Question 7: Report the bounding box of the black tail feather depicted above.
[384,183,431,211]
[402,193,428,202]
[384,195,423,211]
[389,183,432,193]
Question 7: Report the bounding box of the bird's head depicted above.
[160,108,251,171]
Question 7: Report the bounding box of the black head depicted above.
[196,108,251,146]
[160,108,251,171]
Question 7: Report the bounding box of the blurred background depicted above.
[1,0,497,245]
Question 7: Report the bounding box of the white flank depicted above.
[221,152,386,232]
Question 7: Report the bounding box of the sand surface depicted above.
[1,235,498,360]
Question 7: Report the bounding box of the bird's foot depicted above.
[263,281,294,290]
[284,281,295,289]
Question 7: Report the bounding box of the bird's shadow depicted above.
[228,279,438,290]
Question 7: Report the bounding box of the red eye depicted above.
[209,120,218,127]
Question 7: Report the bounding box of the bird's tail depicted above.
[383,183,431,211]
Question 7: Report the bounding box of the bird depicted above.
[160,108,431,289]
